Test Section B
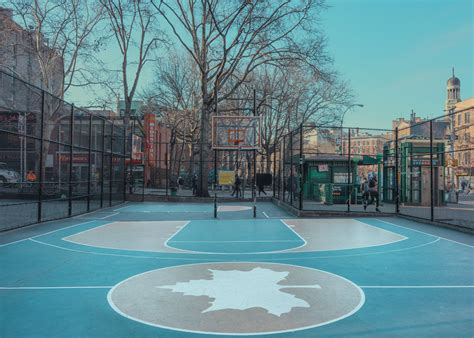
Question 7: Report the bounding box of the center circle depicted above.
[108,262,365,335]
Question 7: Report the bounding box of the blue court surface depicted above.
[1,201,473,337]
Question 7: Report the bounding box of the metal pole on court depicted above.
[68,103,74,216]
[37,90,45,222]
[88,113,93,211]
[299,124,303,211]
[214,149,217,219]
[253,89,257,218]
[395,127,399,214]
[430,120,434,221]
[109,121,114,207]
[347,128,351,212]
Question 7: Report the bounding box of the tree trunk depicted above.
[266,150,273,173]
[197,101,212,197]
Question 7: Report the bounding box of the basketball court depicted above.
[1,200,473,337]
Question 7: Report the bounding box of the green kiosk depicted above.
[383,140,446,206]
[302,154,382,205]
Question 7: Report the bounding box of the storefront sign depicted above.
[318,164,329,172]
[411,159,439,166]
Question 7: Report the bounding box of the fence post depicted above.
[68,104,74,217]
[290,132,293,206]
[430,120,434,221]
[109,121,114,206]
[299,124,303,211]
[282,135,286,201]
[87,113,92,212]
[142,134,146,202]
[273,140,277,198]
[166,143,169,196]
[37,90,45,223]
[123,122,127,202]
[395,127,399,214]
[100,119,105,208]
[347,128,351,212]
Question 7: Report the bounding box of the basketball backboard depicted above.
[212,116,261,150]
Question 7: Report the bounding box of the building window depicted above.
[458,114,462,126]
[465,112,470,124]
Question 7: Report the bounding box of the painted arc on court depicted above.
[108,262,365,335]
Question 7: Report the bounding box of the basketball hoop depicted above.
[212,116,261,150]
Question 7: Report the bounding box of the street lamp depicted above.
[340,104,364,155]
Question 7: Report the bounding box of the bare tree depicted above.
[141,54,201,187]
[6,0,104,98]
[152,0,330,196]
[3,0,104,182]
[100,0,163,128]
[226,65,353,173]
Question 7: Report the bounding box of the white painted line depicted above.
[162,220,310,255]
[113,205,131,212]
[62,221,117,241]
[28,238,220,261]
[26,235,442,261]
[0,286,112,290]
[0,237,29,248]
[361,285,474,289]
[279,219,307,251]
[107,262,366,337]
[99,212,119,219]
[354,219,408,241]
[262,211,269,218]
[375,219,474,248]
[266,237,442,261]
[0,220,97,247]
[164,221,191,245]
[31,220,96,240]
[168,240,302,243]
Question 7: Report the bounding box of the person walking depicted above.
[233,174,242,198]
[257,180,267,196]
[364,172,380,212]
[192,173,198,196]
[177,176,184,191]
[360,175,369,206]
[127,172,135,194]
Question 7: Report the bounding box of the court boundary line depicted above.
[353,219,408,241]
[0,286,112,290]
[167,240,302,243]
[106,261,366,336]
[164,219,307,255]
[113,204,212,213]
[0,220,96,247]
[27,235,441,261]
[375,219,474,248]
[281,218,408,253]
[360,285,474,289]
[28,237,218,261]
[217,205,252,212]
[63,220,189,254]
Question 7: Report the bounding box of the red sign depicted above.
[144,113,156,165]
[58,153,89,164]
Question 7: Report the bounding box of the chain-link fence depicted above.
[272,109,473,230]
[2,70,472,231]
[0,70,128,231]
[139,141,266,199]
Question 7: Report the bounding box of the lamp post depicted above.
[340,104,364,155]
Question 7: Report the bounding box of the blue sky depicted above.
[323,0,473,128]
[66,0,473,130]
